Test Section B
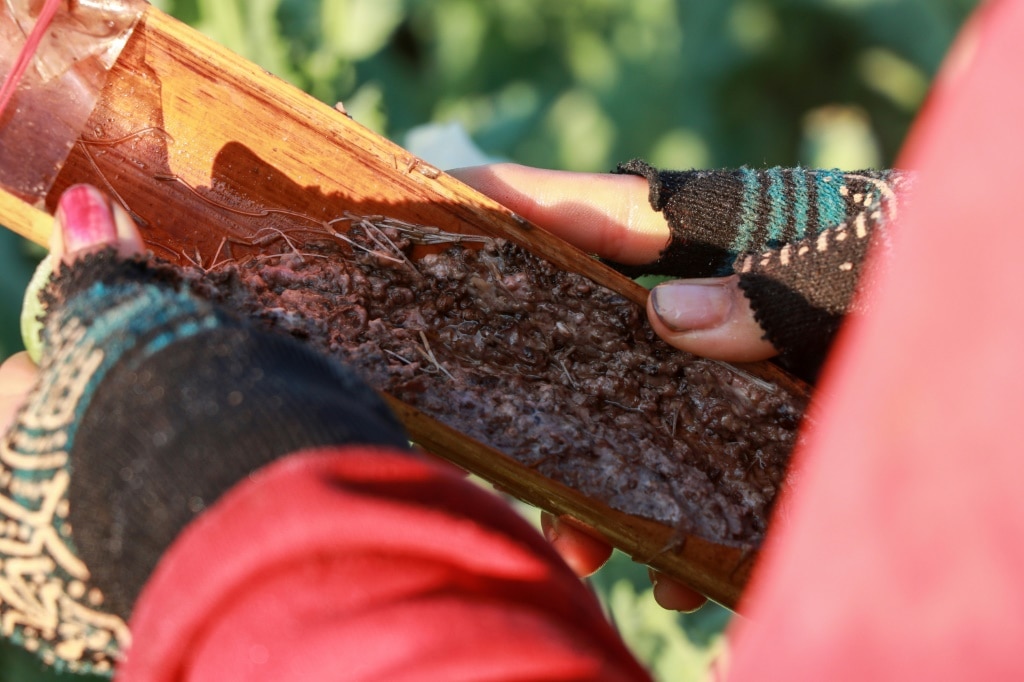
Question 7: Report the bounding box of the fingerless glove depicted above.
[1,250,408,674]
[612,159,910,379]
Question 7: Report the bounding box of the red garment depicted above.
[120,2,1024,679]
[119,449,650,681]
[729,0,1024,679]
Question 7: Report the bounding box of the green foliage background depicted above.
[0,0,978,679]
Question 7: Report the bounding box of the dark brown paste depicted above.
[182,222,806,547]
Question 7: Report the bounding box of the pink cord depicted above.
[0,0,63,120]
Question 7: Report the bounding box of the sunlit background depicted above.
[1,0,979,679]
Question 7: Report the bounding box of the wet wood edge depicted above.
[1,6,812,609]
[387,396,750,607]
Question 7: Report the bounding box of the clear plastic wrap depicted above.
[0,0,147,205]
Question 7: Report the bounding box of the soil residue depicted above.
[179,220,807,547]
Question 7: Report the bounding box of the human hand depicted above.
[2,184,409,673]
[450,164,777,363]
[0,185,151,673]
[1,185,144,434]
[0,352,36,434]
[540,513,708,612]
[451,163,781,612]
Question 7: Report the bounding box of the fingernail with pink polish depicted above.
[651,281,732,332]
[56,185,116,253]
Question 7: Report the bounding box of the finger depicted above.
[0,352,37,396]
[0,352,38,433]
[648,568,708,613]
[647,275,778,362]
[50,184,145,264]
[450,164,670,266]
[540,513,614,578]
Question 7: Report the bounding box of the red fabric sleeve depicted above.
[727,1,1024,679]
[116,448,649,681]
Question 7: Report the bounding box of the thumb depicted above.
[647,275,777,362]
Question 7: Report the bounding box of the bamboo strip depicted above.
[0,186,50,246]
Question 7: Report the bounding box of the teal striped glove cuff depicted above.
[611,160,910,379]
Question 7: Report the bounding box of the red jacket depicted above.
[120,449,650,681]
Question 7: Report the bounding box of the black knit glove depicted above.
[612,159,910,380]
[0,250,408,675]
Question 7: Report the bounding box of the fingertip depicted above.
[541,513,614,578]
[648,569,708,613]
[446,164,487,184]
[54,184,116,263]
[0,351,38,434]
[647,276,777,362]
[0,352,38,391]
[110,201,146,256]
[52,185,144,264]
[449,163,531,211]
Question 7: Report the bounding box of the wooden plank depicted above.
[0,186,50,246]
[2,6,811,608]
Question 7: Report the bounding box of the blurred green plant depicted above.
[154,0,977,172]
[0,233,43,360]
[1,0,980,679]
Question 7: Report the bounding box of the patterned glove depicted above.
[0,249,408,675]
[612,160,911,380]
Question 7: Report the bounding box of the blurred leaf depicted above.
[801,104,883,168]
[0,231,41,361]
[321,0,407,61]
[857,47,930,111]
[0,638,104,682]
[193,0,246,57]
